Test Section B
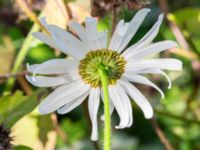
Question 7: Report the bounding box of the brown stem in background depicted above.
[65,3,73,20]
[159,0,190,50]
[15,0,50,35]
[0,71,27,81]
[155,109,200,125]
[17,76,32,95]
[111,2,118,35]
[150,116,174,150]
[51,113,68,143]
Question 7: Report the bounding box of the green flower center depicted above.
[79,49,126,87]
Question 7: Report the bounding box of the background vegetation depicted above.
[0,0,200,150]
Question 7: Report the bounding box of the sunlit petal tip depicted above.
[115,125,126,129]
[168,84,172,89]
[144,110,154,119]
[38,105,49,115]
[40,17,48,27]
[91,136,98,141]
[140,8,151,13]
[161,93,165,99]
[158,13,164,20]
[26,63,30,71]
[32,32,40,38]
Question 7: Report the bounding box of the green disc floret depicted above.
[79,49,126,87]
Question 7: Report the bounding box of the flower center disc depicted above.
[79,49,126,87]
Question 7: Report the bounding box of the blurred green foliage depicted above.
[0,0,200,150]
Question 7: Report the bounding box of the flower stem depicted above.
[99,69,111,150]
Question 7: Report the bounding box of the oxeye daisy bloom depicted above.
[26,8,182,141]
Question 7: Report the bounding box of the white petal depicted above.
[109,85,129,129]
[51,31,86,59]
[70,18,108,50]
[27,59,78,74]
[119,80,153,119]
[126,58,183,72]
[109,8,151,52]
[40,17,49,29]
[57,90,89,114]
[48,25,90,53]
[89,32,108,50]
[25,75,69,87]
[32,32,59,49]
[109,20,129,50]
[129,69,172,89]
[123,73,164,98]
[123,14,164,57]
[69,22,88,43]
[116,83,133,127]
[38,80,90,114]
[85,17,98,39]
[88,88,100,141]
[124,40,178,60]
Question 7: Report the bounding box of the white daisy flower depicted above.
[26,8,182,141]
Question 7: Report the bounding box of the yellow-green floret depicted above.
[79,49,126,87]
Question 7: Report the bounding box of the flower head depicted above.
[0,125,12,150]
[26,8,182,141]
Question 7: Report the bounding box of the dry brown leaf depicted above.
[43,0,68,28]
[68,0,91,23]
[0,37,15,75]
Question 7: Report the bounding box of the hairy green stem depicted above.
[99,69,111,150]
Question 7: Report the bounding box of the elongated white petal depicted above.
[129,69,172,89]
[40,17,49,29]
[27,59,78,74]
[88,88,100,141]
[70,20,108,50]
[123,73,164,98]
[109,85,129,129]
[48,25,90,53]
[38,80,90,114]
[119,80,153,119]
[123,14,164,57]
[69,22,88,43]
[109,8,150,52]
[51,32,86,60]
[116,83,133,127]
[57,90,89,114]
[89,32,108,50]
[126,58,183,72]
[32,32,59,49]
[85,17,98,39]
[25,75,69,87]
[109,20,129,50]
[124,41,178,60]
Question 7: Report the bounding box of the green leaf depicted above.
[13,145,33,150]
[26,44,56,64]
[0,89,46,128]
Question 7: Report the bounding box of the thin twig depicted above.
[17,76,33,95]
[50,113,68,143]
[159,0,190,50]
[0,71,27,80]
[65,3,73,20]
[111,4,117,35]
[150,116,174,150]
[15,0,50,35]
[155,109,200,125]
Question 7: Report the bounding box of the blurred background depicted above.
[0,0,200,150]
